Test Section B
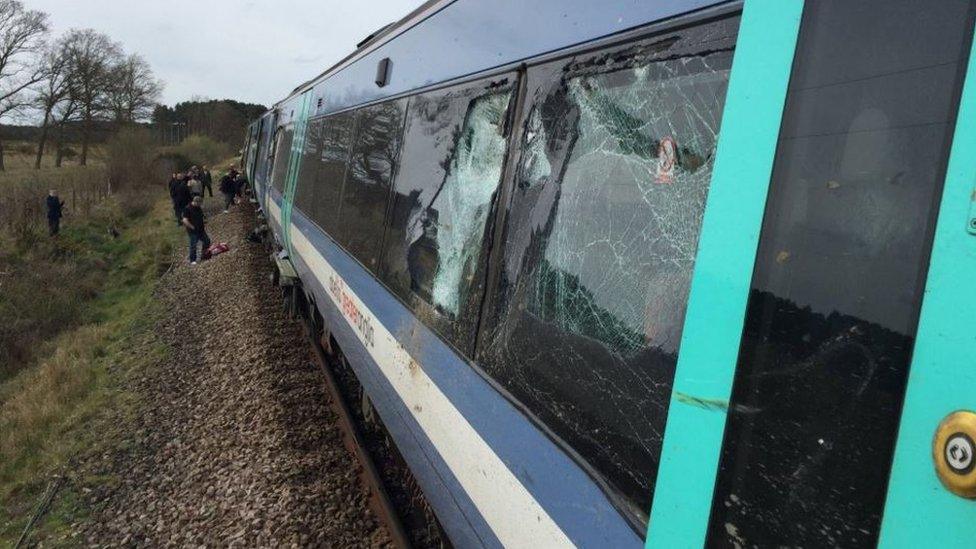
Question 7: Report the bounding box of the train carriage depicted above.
[242,0,976,546]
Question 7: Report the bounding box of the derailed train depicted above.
[241,0,976,546]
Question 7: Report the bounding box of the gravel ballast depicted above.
[71,201,391,547]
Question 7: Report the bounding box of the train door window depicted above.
[336,99,407,272]
[477,16,740,520]
[269,124,293,194]
[292,117,324,218]
[380,76,516,353]
[707,1,976,546]
[309,111,356,238]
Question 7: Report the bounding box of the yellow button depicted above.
[934,411,976,498]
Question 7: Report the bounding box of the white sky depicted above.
[27,0,425,108]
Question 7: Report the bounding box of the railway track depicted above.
[258,206,447,549]
[303,324,411,549]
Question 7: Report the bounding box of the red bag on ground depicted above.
[205,242,229,259]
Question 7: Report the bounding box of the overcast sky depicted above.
[28,0,424,108]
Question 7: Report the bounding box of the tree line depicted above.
[0,0,164,171]
[153,99,266,148]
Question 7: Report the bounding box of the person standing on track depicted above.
[181,195,211,265]
[171,173,191,225]
[187,172,203,198]
[201,165,213,197]
[46,189,65,236]
[219,170,236,213]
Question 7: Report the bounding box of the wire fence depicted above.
[0,167,110,237]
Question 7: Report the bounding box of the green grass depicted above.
[0,197,181,546]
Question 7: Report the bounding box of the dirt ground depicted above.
[64,200,391,547]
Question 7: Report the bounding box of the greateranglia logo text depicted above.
[328,275,375,348]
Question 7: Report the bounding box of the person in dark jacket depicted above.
[46,190,65,236]
[234,173,247,198]
[201,166,213,197]
[181,195,211,265]
[219,171,236,213]
[171,174,191,225]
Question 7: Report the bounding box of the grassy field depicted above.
[0,140,103,172]
[0,141,111,240]
[0,196,181,545]
[0,150,240,546]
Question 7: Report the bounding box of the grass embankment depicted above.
[0,195,182,545]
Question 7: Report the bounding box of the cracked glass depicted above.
[269,124,293,194]
[478,16,740,519]
[381,77,515,353]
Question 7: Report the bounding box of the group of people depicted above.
[167,165,248,265]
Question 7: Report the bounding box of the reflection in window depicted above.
[480,17,739,518]
[293,118,323,216]
[310,112,355,237]
[381,80,514,352]
[338,100,406,270]
[708,1,976,546]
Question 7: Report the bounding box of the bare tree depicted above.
[62,28,120,166]
[33,39,72,168]
[51,94,79,167]
[106,53,161,125]
[0,0,48,170]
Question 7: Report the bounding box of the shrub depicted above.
[14,143,35,156]
[152,152,193,181]
[60,147,77,160]
[106,127,156,191]
[173,134,232,167]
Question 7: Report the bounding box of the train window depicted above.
[292,117,324,218]
[380,77,515,353]
[269,125,293,194]
[308,111,356,238]
[708,1,976,546]
[335,99,406,271]
[477,16,740,518]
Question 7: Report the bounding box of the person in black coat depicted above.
[219,172,236,213]
[201,166,214,197]
[181,195,211,265]
[171,174,191,225]
[46,190,65,236]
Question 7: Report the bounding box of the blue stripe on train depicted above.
[287,207,641,547]
[288,238,500,548]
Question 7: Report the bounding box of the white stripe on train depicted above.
[267,199,574,548]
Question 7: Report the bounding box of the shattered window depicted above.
[336,99,406,272]
[269,125,293,193]
[478,16,739,520]
[380,77,515,354]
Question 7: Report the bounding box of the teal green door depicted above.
[281,90,313,256]
[649,0,976,546]
[878,17,976,549]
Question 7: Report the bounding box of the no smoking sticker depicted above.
[655,136,677,184]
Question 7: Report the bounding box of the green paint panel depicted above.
[878,28,976,549]
[282,92,313,255]
[645,0,803,546]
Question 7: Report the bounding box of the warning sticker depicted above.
[656,136,677,184]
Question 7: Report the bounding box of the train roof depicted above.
[262,0,731,118]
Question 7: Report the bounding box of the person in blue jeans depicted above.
[181,195,211,265]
